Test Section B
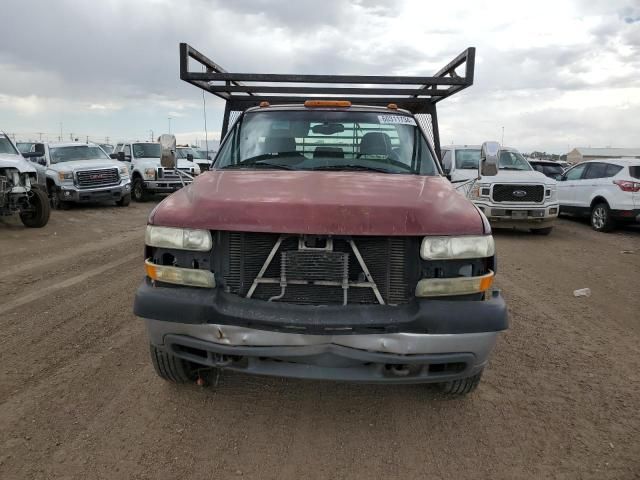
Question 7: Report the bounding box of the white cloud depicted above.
[0,0,638,152]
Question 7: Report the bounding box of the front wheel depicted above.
[116,194,131,207]
[438,369,483,396]
[591,202,616,232]
[132,178,148,202]
[149,345,197,383]
[530,227,553,235]
[48,186,71,210]
[20,188,51,228]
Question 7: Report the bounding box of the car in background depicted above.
[176,145,212,172]
[99,144,114,155]
[16,142,36,154]
[557,159,640,232]
[0,133,50,227]
[528,160,565,179]
[112,141,199,201]
[441,145,558,234]
[27,142,131,209]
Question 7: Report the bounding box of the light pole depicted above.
[168,117,172,134]
[149,129,154,142]
[501,126,504,145]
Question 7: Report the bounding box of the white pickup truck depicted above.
[112,142,199,201]
[441,145,559,234]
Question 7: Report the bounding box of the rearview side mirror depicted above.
[117,151,126,162]
[186,153,194,162]
[110,153,118,159]
[159,134,176,169]
[479,141,500,177]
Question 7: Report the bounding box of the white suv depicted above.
[557,159,640,232]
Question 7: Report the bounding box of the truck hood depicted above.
[49,159,122,171]
[456,169,556,185]
[0,153,36,174]
[150,170,484,236]
[483,170,556,185]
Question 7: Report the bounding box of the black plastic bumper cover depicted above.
[134,280,508,335]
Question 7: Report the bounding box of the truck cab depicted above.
[442,145,559,234]
[112,141,200,201]
[133,43,508,395]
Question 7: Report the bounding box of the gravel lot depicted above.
[1,202,639,479]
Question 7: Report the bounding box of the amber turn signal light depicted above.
[304,100,352,108]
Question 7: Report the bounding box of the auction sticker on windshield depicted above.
[378,115,417,126]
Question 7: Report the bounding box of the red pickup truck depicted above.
[133,44,508,395]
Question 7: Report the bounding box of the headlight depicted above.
[143,168,156,180]
[145,225,213,251]
[421,235,495,260]
[119,165,129,177]
[469,183,490,199]
[57,171,74,182]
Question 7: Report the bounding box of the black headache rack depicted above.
[179,42,476,156]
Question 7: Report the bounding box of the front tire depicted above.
[530,227,553,235]
[48,185,71,210]
[132,178,148,202]
[149,345,197,383]
[20,188,51,228]
[438,370,483,396]
[116,194,131,207]
[591,202,616,232]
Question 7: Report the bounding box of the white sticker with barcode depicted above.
[377,114,416,126]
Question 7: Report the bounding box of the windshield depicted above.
[0,136,19,155]
[499,151,532,171]
[132,143,161,158]
[177,147,205,160]
[100,144,114,154]
[16,142,34,153]
[454,149,480,169]
[215,110,438,175]
[49,145,110,164]
[533,163,563,176]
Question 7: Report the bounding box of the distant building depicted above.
[567,147,640,164]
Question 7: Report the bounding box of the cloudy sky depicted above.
[1,0,638,153]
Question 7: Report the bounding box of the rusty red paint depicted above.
[149,171,484,236]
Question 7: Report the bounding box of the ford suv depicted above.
[133,44,508,395]
[557,159,640,231]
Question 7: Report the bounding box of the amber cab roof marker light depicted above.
[304,100,352,108]
[259,101,270,108]
[387,103,398,110]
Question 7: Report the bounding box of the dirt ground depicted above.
[1,201,639,480]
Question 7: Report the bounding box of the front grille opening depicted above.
[428,362,466,375]
[173,344,207,359]
[492,184,544,203]
[224,233,416,306]
[161,252,175,266]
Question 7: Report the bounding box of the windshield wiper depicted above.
[220,160,294,170]
[309,164,400,174]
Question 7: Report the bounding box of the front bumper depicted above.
[135,280,508,383]
[144,179,192,193]
[57,180,131,203]
[475,201,559,228]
